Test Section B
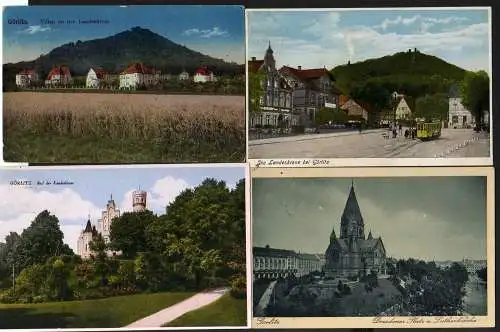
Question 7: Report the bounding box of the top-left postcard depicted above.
[2,5,245,164]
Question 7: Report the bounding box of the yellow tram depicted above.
[416,121,442,140]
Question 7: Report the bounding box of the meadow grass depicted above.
[0,291,194,328]
[164,293,247,327]
[3,92,245,163]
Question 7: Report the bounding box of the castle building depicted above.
[324,181,387,278]
[77,190,147,259]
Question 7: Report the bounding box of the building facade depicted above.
[86,68,109,88]
[193,66,216,83]
[248,42,294,129]
[324,182,387,278]
[461,259,487,274]
[119,62,155,89]
[16,69,39,87]
[77,190,147,259]
[297,253,324,278]
[395,97,412,120]
[279,65,340,127]
[178,70,190,81]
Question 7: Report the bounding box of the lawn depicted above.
[0,291,194,328]
[164,293,247,327]
[3,92,245,164]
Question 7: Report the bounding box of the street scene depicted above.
[249,127,490,159]
[252,176,490,318]
[247,8,491,160]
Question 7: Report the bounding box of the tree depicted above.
[350,81,391,111]
[89,233,109,286]
[248,71,266,115]
[17,211,73,269]
[476,267,487,283]
[109,210,157,258]
[461,71,490,125]
[146,178,233,289]
[415,93,448,121]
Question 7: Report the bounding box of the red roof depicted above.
[195,66,212,76]
[47,65,71,80]
[122,62,154,75]
[279,66,331,81]
[339,95,350,107]
[91,68,107,79]
[248,59,264,73]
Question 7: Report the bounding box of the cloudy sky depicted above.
[252,176,487,261]
[3,5,244,64]
[0,165,245,253]
[247,8,490,73]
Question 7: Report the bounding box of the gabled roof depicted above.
[90,67,108,79]
[396,96,415,111]
[121,62,154,75]
[195,66,212,76]
[339,95,350,107]
[279,66,333,82]
[47,65,71,80]
[248,59,265,73]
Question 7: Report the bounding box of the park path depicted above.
[254,280,277,317]
[125,287,229,328]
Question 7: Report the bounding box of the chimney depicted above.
[298,65,302,70]
[251,57,256,61]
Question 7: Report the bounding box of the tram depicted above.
[415,121,442,140]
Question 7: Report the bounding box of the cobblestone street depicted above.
[248,128,490,159]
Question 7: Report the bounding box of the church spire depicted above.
[340,180,365,240]
[330,227,337,240]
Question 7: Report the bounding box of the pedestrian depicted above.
[399,124,403,136]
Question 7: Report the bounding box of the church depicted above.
[77,189,147,259]
[324,181,387,278]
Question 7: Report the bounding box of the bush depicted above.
[230,275,246,299]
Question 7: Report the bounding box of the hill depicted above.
[3,26,244,87]
[331,49,468,101]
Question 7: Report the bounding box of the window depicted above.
[452,115,459,124]
[259,96,264,105]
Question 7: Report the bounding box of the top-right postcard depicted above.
[246,7,492,167]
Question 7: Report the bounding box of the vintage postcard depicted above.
[2,5,245,164]
[246,7,492,167]
[0,164,248,328]
[250,167,494,328]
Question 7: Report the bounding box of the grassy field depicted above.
[0,291,194,328]
[164,293,247,327]
[3,92,245,163]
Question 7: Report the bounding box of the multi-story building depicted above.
[15,69,39,87]
[86,68,110,88]
[253,245,323,280]
[45,65,72,86]
[461,259,487,274]
[248,42,294,129]
[279,65,340,127]
[119,62,156,89]
[449,85,474,128]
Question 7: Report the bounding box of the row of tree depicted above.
[0,178,246,304]
[387,258,469,315]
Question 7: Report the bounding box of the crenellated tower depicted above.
[133,189,147,212]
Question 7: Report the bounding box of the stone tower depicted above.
[263,41,276,72]
[132,189,147,212]
[77,218,94,259]
[339,180,365,240]
[98,194,120,243]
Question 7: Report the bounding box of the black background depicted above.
[19,0,500,331]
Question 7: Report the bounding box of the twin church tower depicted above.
[77,189,147,259]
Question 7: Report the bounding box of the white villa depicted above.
[119,62,156,89]
[15,69,39,87]
[193,66,216,83]
[86,68,109,88]
[178,70,190,81]
[395,96,413,120]
[448,86,474,128]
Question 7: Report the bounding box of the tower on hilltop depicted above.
[133,189,147,212]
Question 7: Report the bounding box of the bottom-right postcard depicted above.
[250,166,495,329]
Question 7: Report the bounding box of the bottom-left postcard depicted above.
[0,164,248,329]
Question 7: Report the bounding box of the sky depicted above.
[3,5,245,64]
[247,8,490,73]
[252,176,487,262]
[0,165,245,253]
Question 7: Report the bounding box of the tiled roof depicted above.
[339,95,350,107]
[91,68,107,79]
[47,65,71,80]
[248,59,265,73]
[195,66,212,76]
[279,66,332,81]
[121,62,154,75]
